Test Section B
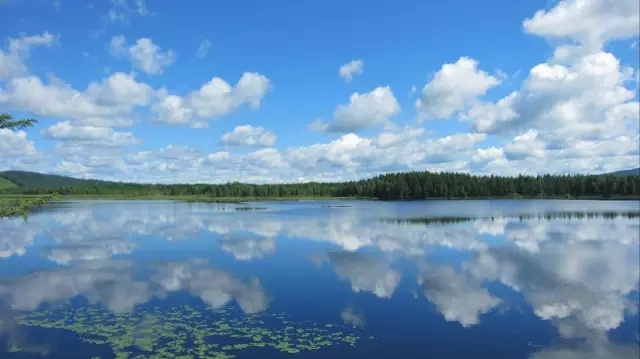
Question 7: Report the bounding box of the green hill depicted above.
[0,177,18,190]
[605,168,640,176]
[0,170,116,188]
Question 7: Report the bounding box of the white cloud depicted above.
[0,129,46,172]
[152,72,271,127]
[196,39,211,58]
[0,32,56,80]
[466,52,638,142]
[522,0,639,49]
[42,121,139,147]
[2,0,639,182]
[503,130,546,160]
[416,57,501,120]
[0,70,151,128]
[220,125,276,147]
[464,0,639,160]
[110,36,175,75]
[311,86,400,133]
[339,59,364,81]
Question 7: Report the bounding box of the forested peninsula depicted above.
[1,169,638,201]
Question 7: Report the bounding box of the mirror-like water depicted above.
[0,199,638,358]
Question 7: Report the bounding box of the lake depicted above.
[0,199,638,359]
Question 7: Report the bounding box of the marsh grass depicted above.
[0,194,58,219]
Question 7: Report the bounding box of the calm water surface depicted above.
[0,199,639,358]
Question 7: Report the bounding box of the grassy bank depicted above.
[0,194,59,219]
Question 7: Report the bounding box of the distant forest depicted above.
[1,170,638,200]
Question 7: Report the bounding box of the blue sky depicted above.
[0,0,638,183]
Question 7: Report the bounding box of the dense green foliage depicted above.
[0,194,58,218]
[0,112,37,131]
[1,170,638,200]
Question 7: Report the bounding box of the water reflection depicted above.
[315,252,401,299]
[0,200,638,358]
[0,258,268,314]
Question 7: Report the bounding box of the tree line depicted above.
[4,171,638,200]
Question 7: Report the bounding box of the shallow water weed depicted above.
[13,304,370,358]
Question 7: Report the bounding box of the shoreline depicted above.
[40,194,640,202]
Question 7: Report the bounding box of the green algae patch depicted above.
[13,304,371,358]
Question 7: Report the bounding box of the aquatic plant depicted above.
[14,303,372,358]
[383,210,640,225]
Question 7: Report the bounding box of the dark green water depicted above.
[0,199,638,358]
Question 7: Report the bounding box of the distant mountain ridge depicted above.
[605,168,640,176]
[0,170,117,188]
[0,168,638,189]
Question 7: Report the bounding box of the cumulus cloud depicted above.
[464,0,639,164]
[0,129,46,172]
[522,0,639,49]
[42,121,139,147]
[152,72,271,127]
[465,52,638,142]
[220,125,276,147]
[0,71,151,127]
[339,59,364,81]
[310,86,400,133]
[110,36,176,75]
[416,57,501,120]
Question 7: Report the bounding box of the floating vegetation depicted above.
[384,210,640,225]
[14,303,370,358]
[234,206,267,211]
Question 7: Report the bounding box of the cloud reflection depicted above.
[0,200,638,358]
[316,252,401,299]
[0,258,268,315]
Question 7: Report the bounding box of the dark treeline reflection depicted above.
[385,210,640,225]
[3,171,639,199]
